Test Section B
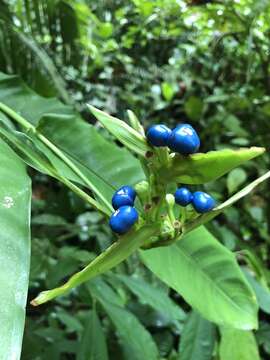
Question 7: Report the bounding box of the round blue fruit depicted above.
[112,186,136,210]
[192,191,215,213]
[168,124,200,155]
[146,124,172,147]
[174,187,193,206]
[109,206,139,234]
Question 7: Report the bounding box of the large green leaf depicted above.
[219,328,260,360]
[178,311,216,360]
[88,279,159,360]
[0,138,31,359]
[158,148,265,184]
[140,226,258,330]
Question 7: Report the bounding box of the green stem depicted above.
[155,147,169,167]
[180,207,187,224]
[0,102,35,131]
[166,195,176,225]
[167,207,175,225]
[0,102,113,214]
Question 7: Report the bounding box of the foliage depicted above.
[0,0,270,359]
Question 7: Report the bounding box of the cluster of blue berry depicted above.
[147,123,215,213]
[146,123,200,154]
[109,123,216,235]
[109,186,138,234]
[174,187,215,213]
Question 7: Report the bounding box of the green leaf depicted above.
[115,274,186,322]
[227,168,247,194]
[56,310,83,333]
[31,224,160,305]
[240,249,269,288]
[161,82,176,101]
[12,29,73,106]
[140,226,258,330]
[178,311,216,360]
[98,22,113,38]
[159,147,265,184]
[219,328,260,360]
[0,138,31,359]
[77,309,108,360]
[0,125,57,177]
[88,279,159,360]
[256,322,270,354]
[0,72,65,126]
[185,170,270,233]
[88,105,151,156]
[243,268,270,314]
[184,96,204,120]
[127,109,145,135]
[89,278,124,307]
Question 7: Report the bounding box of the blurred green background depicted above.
[1,0,270,359]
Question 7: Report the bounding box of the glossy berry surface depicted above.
[168,124,200,155]
[192,191,215,213]
[174,187,193,206]
[109,206,139,234]
[146,124,172,147]
[112,186,136,210]
[117,185,136,201]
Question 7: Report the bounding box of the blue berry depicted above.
[146,124,172,147]
[192,191,215,213]
[174,187,193,206]
[168,124,200,155]
[109,206,139,234]
[112,186,136,210]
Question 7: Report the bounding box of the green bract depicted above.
[157,148,265,185]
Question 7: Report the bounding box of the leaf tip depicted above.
[30,299,39,307]
[252,146,266,155]
[86,103,96,114]
[30,290,52,306]
[240,317,258,331]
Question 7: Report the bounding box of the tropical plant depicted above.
[1,0,270,359]
[0,70,269,358]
